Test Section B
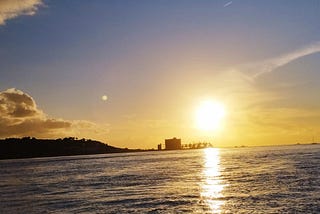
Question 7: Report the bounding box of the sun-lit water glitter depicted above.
[1,145,320,213]
[201,148,226,213]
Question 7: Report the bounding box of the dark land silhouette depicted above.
[0,137,144,160]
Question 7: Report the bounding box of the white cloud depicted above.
[0,88,109,141]
[223,1,233,7]
[252,41,320,78]
[0,0,43,25]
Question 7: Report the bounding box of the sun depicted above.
[195,100,226,131]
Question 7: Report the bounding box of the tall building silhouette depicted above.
[165,138,181,150]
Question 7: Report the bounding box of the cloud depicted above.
[0,88,41,118]
[223,1,233,7]
[0,0,43,25]
[252,41,320,78]
[0,88,109,140]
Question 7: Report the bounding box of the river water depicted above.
[0,144,319,213]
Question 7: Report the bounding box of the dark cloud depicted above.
[0,88,108,140]
[0,118,71,137]
[0,88,72,137]
[0,88,41,119]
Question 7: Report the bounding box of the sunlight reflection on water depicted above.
[201,148,226,213]
[1,145,319,213]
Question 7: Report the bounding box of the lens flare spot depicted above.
[101,95,108,101]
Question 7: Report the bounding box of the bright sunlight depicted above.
[195,100,226,131]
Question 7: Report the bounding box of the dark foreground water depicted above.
[0,144,320,213]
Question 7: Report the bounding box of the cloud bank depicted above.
[0,88,109,140]
[0,0,43,25]
[252,41,320,78]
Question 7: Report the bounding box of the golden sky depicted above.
[1,1,320,148]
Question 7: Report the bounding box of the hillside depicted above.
[0,137,134,159]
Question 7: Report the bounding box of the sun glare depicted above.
[195,100,226,131]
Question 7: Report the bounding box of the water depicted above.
[0,144,320,213]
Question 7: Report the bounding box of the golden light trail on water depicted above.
[201,148,226,213]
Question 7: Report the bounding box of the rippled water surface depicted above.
[1,144,320,213]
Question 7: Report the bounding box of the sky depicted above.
[1,0,320,148]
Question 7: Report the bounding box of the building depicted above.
[165,137,181,150]
[157,144,162,150]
